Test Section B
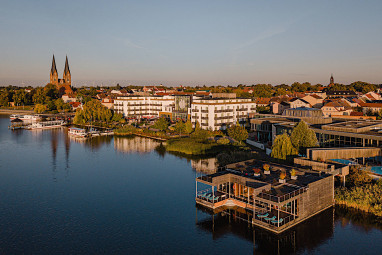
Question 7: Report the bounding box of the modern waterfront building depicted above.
[190,98,256,130]
[113,96,174,119]
[195,159,334,233]
[250,108,382,147]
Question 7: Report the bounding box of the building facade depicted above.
[114,96,174,119]
[190,98,256,130]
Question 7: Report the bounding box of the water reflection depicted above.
[196,206,335,255]
[114,136,161,154]
[191,158,218,174]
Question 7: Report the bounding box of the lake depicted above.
[1,114,382,254]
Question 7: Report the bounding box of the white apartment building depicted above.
[114,96,174,118]
[190,98,256,130]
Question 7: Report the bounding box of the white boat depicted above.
[10,114,20,120]
[26,120,65,130]
[68,127,88,137]
[10,114,42,121]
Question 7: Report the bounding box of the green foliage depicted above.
[291,82,311,92]
[252,84,273,98]
[32,88,46,104]
[46,101,57,111]
[256,105,271,114]
[227,124,248,142]
[185,119,193,134]
[44,84,59,101]
[174,120,186,134]
[347,166,372,187]
[114,125,137,134]
[190,129,213,140]
[152,117,169,131]
[216,151,254,166]
[217,137,230,145]
[290,120,318,155]
[271,133,298,160]
[112,112,123,122]
[166,138,219,155]
[335,177,382,217]
[73,99,112,124]
[0,90,11,106]
[34,104,46,113]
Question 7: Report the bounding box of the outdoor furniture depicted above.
[257,213,269,218]
[271,218,284,224]
[213,196,220,202]
[264,216,276,221]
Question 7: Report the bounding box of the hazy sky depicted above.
[1,0,382,87]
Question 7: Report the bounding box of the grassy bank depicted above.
[335,181,382,217]
[335,166,382,217]
[165,138,224,155]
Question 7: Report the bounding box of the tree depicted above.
[174,120,186,134]
[185,119,193,134]
[290,120,318,155]
[0,90,10,106]
[32,88,46,104]
[13,90,26,106]
[55,98,65,112]
[112,112,123,122]
[152,117,169,131]
[34,104,46,113]
[73,99,112,124]
[271,133,298,160]
[227,123,248,142]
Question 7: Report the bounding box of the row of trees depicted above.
[73,99,122,124]
[271,121,318,160]
[150,117,248,142]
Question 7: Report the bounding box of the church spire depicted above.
[64,55,70,75]
[330,73,334,85]
[51,54,57,74]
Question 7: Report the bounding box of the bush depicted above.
[217,137,230,145]
[166,138,218,155]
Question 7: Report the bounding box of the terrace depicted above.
[196,159,332,233]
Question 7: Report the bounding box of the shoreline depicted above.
[0,109,34,115]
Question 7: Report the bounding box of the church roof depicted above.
[64,56,70,75]
[51,55,57,74]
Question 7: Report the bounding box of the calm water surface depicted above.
[1,114,382,254]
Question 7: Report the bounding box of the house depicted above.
[69,102,82,111]
[62,94,77,103]
[321,101,352,117]
[101,97,114,109]
[360,102,382,114]
[255,97,271,107]
[326,90,357,98]
[288,98,311,109]
[301,94,324,108]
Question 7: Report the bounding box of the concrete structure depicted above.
[114,96,174,119]
[195,159,334,234]
[190,98,256,130]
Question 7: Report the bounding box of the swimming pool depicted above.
[329,159,358,165]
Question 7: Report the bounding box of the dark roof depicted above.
[64,55,70,75]
[51,54,57,74]
[326,90,357,96]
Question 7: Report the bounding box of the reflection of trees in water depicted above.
[83,135,113,151]
[196,205,334,255]
[335,205,382,232]
[114,136,160,154]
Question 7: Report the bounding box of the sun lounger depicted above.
[257,213,269,218]
[264,216,276,221]
[271,218,284,224]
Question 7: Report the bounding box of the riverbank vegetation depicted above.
[335,166,382,217]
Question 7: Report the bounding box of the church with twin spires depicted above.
[50,55,73,95]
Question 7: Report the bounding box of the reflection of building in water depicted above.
[196,205,334,255]
[191,158,218,174]
[114,136,160,154]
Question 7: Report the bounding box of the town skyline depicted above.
[1,0,382,86]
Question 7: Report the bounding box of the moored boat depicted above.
[68,127,88,137]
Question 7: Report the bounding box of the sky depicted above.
[1,0,382,87]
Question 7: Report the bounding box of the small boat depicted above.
[10,114,20,120]
[10,114,42,121]
[26,120,65,130]
[68,127,88,137]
